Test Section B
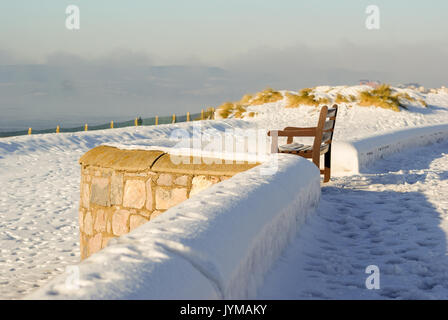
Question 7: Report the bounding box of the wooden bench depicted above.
[267,104,338,182]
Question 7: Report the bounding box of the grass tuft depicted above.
[215,88,282,118]
[216,102,247,119]
[358,84,409,112]
[248,88,283,105]
[285,88,330,108]
[335,93,349,104]
[418,98,428,107]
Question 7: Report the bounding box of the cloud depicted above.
[1,41,447,131]
[45,49,154,67]
[0,49,33,65]
[222,40,448,88]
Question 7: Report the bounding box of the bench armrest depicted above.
[267,128,317,153]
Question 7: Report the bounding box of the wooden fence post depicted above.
[187,112,190,122]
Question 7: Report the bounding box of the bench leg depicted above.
[323,150,331,183]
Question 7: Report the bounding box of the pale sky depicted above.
[1,0,447,65]
[0,1,447,130]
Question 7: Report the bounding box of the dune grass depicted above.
[358,84,417,112]
[216,84,426,118]
[239,94,253,105]
[216,102,245,119]
[418,98,428,107]
[247,88,283,105]
[335,93,350,104]
[285,88,331,108]
[215,88,283,118]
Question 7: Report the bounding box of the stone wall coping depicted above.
[151,153,260,175]
[79,146,165,172]
[79,145,260,175]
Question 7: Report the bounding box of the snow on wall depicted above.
[27,154,321,299]
[332,124,448,176]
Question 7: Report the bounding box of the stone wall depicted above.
[78,146,259,259]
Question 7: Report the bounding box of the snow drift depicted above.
[332,124,448,175]
[27,154,320,299]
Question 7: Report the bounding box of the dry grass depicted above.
[349,95,357,102]
[335,93,350,104]
[418,98,428,107]
[217,102,238,119]
[318,97,331,105]
[215,88,282,118]
[239,94,253,105]
[216,102,247,119]
[358,84,405,112]
[248,88,283,105]
[285,88,330,108]
[399,92,416,102]
[233,104,248,118]
[215,84,427,118]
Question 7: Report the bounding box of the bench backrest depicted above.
[312,104,338,155]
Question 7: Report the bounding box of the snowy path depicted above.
[258,141,448,299]
[0,121,251,299]
[1,117,448,299]
[0,150,81,299]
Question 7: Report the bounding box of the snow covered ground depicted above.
[258,140,448,299]
[0,120,249,299]
[1,85,448,299]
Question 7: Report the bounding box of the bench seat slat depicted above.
[279,143,329,154]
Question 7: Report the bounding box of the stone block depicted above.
[80,183,90,209]
[174,175,189,186]
[130,215,149,231]
[90,177,110,206]
[112,209,130,236]
[110,172,124,205]
[190,175,220,196]
[94,209,107,233]
[146,179,153,210]
[155,187,187,210]
[157,173,173,186]
[84,211,94,236]
[88,233,103,256]
[150,210,163,220]
[123,179,146,209]
[102,236,114,249]
[106,219,112,234]
[78,210,84,230]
